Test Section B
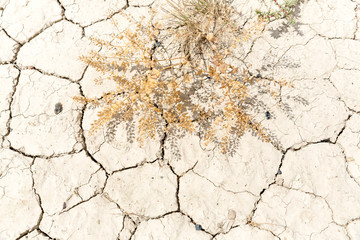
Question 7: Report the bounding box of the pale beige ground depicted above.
[1,0,360,239]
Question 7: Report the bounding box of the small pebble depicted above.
[62,202,66,209]
[276,177,284,185]
[227,209,236,220]
[195,224,203,231]
[277,169,282,175]
[54,103,63,115]
[256,73,261,78]
[265,111,271,120]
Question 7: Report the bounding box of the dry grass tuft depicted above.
[162,0,243,64]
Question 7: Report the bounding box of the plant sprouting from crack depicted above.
[74,2,294,157]
[256,0,298,25]
[162,0,244,64]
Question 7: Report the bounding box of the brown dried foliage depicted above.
[74,1,293,156]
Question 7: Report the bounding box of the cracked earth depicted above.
[1,0,360,239]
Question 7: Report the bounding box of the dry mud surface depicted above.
[1,0,360,239]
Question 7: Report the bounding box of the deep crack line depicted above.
[167,163,181,212]
[76,77,110,176]
[15,158,46,240]
[1,64,20,148]
[246,148,289,230]
[0,29,22,65]
[8,145,83,160]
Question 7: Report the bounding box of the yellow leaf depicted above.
[219,63,227,74]
[209,66,215,77]
[152,68,161,78]
[183,73,192,83]
[230,67,238,74]
[214,73,220,81]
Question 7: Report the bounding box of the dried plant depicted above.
[75,1,294,157]
[162,0,243,64]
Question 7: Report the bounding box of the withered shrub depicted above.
[74,0,293,157]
